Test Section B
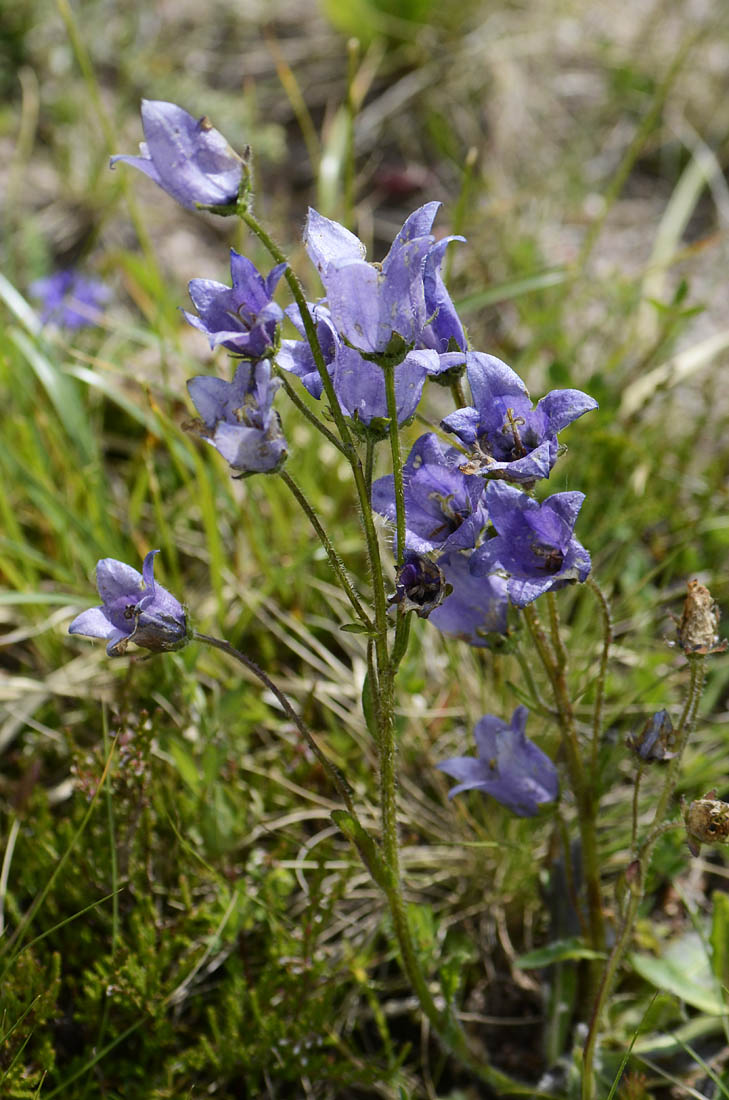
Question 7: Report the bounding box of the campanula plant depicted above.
[69,550,189,656]
[111,99,247,210]
[71,96,726,1099]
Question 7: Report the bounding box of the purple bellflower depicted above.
[183,250,286,358]
[429,551,509,646]
[30,269,110,329]
[303,204,465,354]
[110,100,245,211]
[276,302,336,400]
[69,550,188,657]
[186,360,287,475]
[389,551,447,618]
[437,706,558,817]
[442,352,597,483]
[470,481,591,607]
[372,433,488,554]
[277,303,450,426]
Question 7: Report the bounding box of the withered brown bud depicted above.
[676,580,726,655]
[683,790,729,857]
[626,710,677,762]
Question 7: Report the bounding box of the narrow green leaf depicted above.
[331,810,392,891]
[517,937,605,969]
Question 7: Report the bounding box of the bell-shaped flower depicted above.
[69,550,189,657]
[30,269,110,329]
[420,236,467,352]
[277,304,451,426]
[429,551,509,646]
[470,481,591,607]
[372,433,489,554]
[276,303,337,400]
[183,251,286,359]
[186,361,287,475]
[437,706,558,817]
[110,100,245,211]
[442,352,597,483]
[303,203,465,354]
[388,551,447,618]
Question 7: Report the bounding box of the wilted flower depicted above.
[470,482,591,607]
[277,303,451,426]
[69,550,188,657]
[303,203,465,354]
[30,269,110,329]
[389,551,447,618]
[626,710,677,762]
[436,706,558,816]
[110,100,245,211]
[186,360,287,474]
[442,352,597,483]
[429,551,509,646]
[372,433,488,554]
[183,250,286,358]
[676,579,726,655]
[683,790,729,857]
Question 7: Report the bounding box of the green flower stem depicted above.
[523,604,606,960]
[279,468,373,631]
[547,591,568,671]
[364,436,375,499]
[273,366,346,454]
[586,577,612,777]
[383,362,406,570]
[390,611,412,672]
[239,209,390,660]
[449,376,467,409]
[630,763,645,855]
[581,653,707,1100]
[194,631,359,819]
[650,653,706,831]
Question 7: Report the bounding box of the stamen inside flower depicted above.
[427,490,471,538]
[530,542,564,574]
[501,408,527,459]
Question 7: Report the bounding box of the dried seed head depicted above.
[676,580,726,655]
[683,790,729,856]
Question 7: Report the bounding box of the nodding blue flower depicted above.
[183,251,286,359]
[429,551,509,646]
[186,360,287,475]
[303,204,465,354]
[277,303,453,426]
[469,481,591,607]
[437,706,558,817]
[110,99,245,211]
[442,352,597,484]
[30,269,110,329]
[372,433,488,554]
[69,551,188,657]
[389,551,447,618]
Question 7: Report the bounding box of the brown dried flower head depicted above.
[676,580,726,655]
[683,789,729,857]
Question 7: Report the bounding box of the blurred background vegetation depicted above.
[2,0,729,1095]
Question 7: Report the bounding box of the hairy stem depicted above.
[280,469,373,630]
[194,631,358,818]
[582,654,707,1099]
